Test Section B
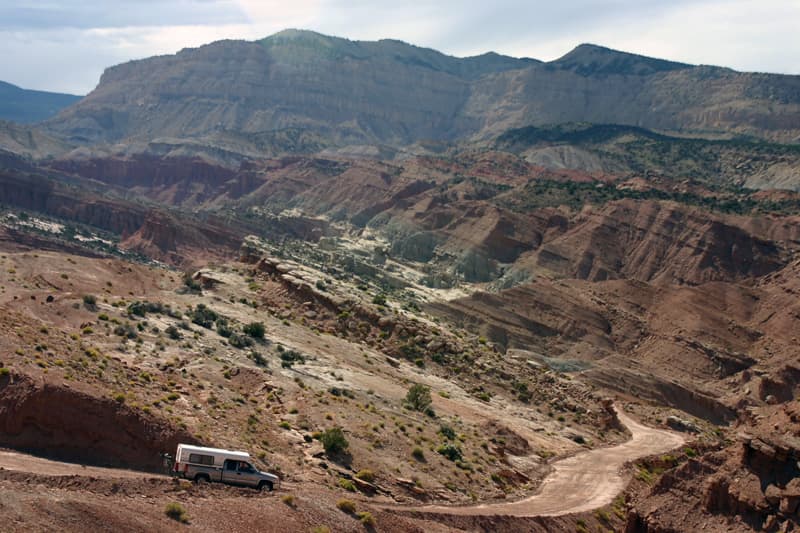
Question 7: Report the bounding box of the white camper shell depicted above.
[174,443,279,491]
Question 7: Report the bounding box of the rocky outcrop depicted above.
[627,403,800,532]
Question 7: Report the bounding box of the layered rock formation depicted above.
[46,31,800,147]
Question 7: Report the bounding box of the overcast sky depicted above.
[1,0,798,95]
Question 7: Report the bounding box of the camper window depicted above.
[188,453,215,466]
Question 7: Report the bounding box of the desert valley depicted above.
[0,27,799,532]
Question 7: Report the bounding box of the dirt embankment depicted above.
[0,372,198,472]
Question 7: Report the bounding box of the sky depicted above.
[1,0,799,95]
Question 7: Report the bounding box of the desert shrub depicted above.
[182,273,202,293]
[248,351,268,367]
[357,511,376,527]
[437,443,463,462]
[165,325,182,340]
[243,321,265,339]
[320,427,349,455]
[215,318,233,338]
[113,323,138,339]
[164,502,189,523]
[355,469,375,483]
[82,294,97,309]
[411,446,425,461]
[404,383,432,414]
[338,478,356,492]
[328,387,354,399]
[371,294,387,306]
[439,424,456,440]
[281,494,295,507]
[189,304,218,328]
[228,332,254,349]
[280,349,305,368]
[336,499,356,514]
[126,300,166,317]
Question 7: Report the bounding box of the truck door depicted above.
[222,459,242,486]
[237,462,260,487]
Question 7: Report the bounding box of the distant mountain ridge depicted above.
[45,30,800,148]
[0,81,81,124]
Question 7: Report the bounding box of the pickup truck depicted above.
[173,443,279,491]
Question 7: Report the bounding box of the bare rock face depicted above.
[46,31,800,148]
[628,403,800,532]
[526,200,785,285]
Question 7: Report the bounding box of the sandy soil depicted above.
[404,408,685,517]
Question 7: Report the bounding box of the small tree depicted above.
[404,383,432,414]
[320,427,349,456]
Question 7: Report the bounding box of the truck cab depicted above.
[222,459,264,487]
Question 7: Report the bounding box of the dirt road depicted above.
[0,449,167,480]
[408,408,685,517]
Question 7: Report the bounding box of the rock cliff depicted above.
[46,31,800,147]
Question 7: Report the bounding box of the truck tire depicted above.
[258,481,273,492]
[194,474,210,484]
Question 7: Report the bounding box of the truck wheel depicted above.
[194,474,210,484]
[258,481,273,492]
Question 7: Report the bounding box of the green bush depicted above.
[243,321,266,339]
[182,274,202,293]
[336,499,356,514]
[215,318,233,338]
[320,427,349,456]
[228,332,254,349]
[439,424,456,440]
[355,469,375,483]
[248,351,268,367]
[338,478,356,492]
[279,349,305,368]
[411,447,425,461]
[189,304,218,328]
[437,443,463,462]
[113,323,138,339]
[164,502,189,523]
[82,294,97,309]
[357,511,376,527]
[404,383,432,413]
[165,325,182,340]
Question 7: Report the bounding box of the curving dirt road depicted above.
[408,408,685,517]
